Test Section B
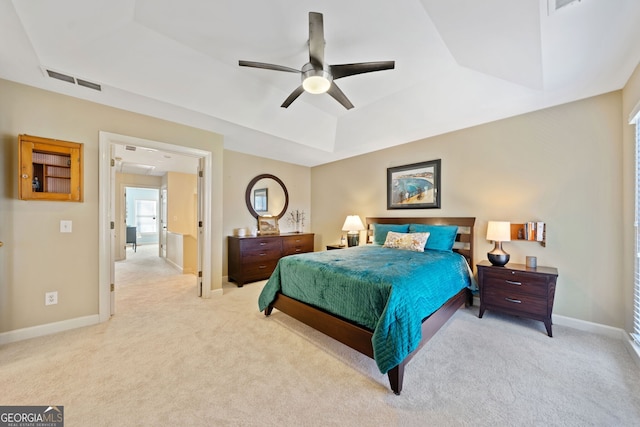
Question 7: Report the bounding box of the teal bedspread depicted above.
[258,245,474,374]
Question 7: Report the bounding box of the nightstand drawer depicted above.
[482,287,547,316]
[482,271,548,297]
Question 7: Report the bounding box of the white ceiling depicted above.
[1,0,640,169]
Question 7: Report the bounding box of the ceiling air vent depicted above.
[125,145,137,151]
[44,68,102,91]
[76,78,101,91]
[46,69,75,84]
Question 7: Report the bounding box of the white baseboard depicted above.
[552,314,626,340]
[0,315,100,345]
[623,336,640,369]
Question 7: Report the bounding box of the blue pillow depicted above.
[373,223,409,245]
[408,224,458,251]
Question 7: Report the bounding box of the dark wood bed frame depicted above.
[264,217,476,394]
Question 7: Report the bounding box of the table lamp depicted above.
[486,221,511,266]
[342,215,365,247]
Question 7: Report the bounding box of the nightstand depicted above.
[477,260,559,337]
[326,244,346,250]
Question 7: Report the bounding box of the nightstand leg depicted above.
[478,306,485,318]
[544,321,553,337]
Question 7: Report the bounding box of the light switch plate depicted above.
[60,220,72,233]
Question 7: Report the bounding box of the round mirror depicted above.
[245,174,289,220]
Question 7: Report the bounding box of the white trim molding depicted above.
[0,315,99,345]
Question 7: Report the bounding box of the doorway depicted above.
[98,132,213,322]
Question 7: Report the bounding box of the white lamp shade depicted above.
[486,221,511,242]
[342,215,365,232]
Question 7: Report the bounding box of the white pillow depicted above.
[383,231,430,252]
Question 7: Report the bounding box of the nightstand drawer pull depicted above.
[505,297,522,304]
[505,280,522,286]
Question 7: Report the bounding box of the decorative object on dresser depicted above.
[286,209,306,233]
[227,233,314,287]
[258,216,279,235]
[477,260,559,337]
[341,215,365,247]
[486,221,511,266]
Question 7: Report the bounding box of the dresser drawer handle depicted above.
[505,280,522,286]
[258,265,267,269]
[505,297,522,304]
[259,242,267,246]
[259,253,266,256]
[295,248,302,252]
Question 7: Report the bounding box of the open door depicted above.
[160,186,167,258]
[197,158,204,297]
[109,144,116,315]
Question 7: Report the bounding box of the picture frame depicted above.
[253,188,268,213]
[387,159,441,209]
[258,216,279,235]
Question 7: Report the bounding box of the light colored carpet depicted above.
[1,244,639,426]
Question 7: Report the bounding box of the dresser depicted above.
[477,261,559,337]
[227,233,314,287]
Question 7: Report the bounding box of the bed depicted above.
[258,216,476,394]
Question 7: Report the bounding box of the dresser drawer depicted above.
[483,287,548,316]
[482,269,548,297]
[282,234,314,256]
[242,260,279,280]
[240,238,281,252]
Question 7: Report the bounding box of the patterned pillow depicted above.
[383,231,430,252]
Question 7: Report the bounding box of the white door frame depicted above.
[98,132,213,321]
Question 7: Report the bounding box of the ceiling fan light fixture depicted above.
[303,75,331,94]
[302,67,332,94]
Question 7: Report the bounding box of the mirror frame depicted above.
[245,174,289,220]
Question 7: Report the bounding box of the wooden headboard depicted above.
[365,217,476,267]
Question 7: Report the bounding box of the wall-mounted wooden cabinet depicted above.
[18,134,83,202]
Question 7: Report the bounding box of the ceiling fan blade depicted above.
[238,60,300,74]
[327,82,354,110]
[281,85,305,108]
[308,12,325,68]
[330,61,395,80]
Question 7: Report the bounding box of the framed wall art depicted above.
[387,159,441,209]
[258,216,279,235]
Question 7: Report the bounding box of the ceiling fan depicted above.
[239,12,395,110]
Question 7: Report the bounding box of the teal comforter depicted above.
[258,245,474,374]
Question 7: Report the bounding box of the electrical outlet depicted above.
[45,291,58,306]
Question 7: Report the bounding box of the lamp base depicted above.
[487,252,510,266]
[347,233,360,247]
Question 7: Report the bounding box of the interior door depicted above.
[109,144,117,315]
[197,159,204,297]
[160,186,167,258]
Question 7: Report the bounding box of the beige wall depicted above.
[311,91,626,328]
[222,150,311,276]
[0,78,224,333]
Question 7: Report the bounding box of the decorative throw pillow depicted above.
[373,224,410,245]
[407,224,458,251]
[383,231,430,252]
